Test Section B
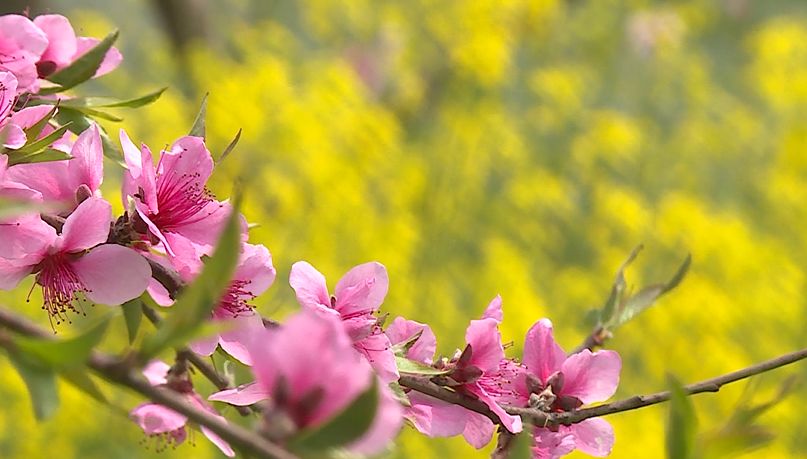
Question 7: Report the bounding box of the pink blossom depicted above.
[0,15,48,93]
[0,197,150,325]
[519,319,621,458]
[289,260,398,382]
[0,154,40,202]
[7,123,103,210]
[32,14,122,79]
[385,296,523,448]
[130,360,234,457]
[185,242,277,365]
[209,310,403,454]
[120,129,231,273]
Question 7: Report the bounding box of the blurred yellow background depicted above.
[2,0,807,457]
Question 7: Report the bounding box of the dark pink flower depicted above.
[32,14,122,79]
[519,319,621,459]
[130,360,234,457]
[289,260,398,382]
[0,15,48,93]
[0,197,150,325]
[120,129,231,274]
[209,310,403,455]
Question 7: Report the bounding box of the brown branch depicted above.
[0,307,295,459]
[146,259,183,300]
[400,347,807,428]
[569,326,609,354]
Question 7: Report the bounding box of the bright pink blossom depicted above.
[0,72,64,151]
[130,360,234,457]
[32,15,122,79]
[519,319,621,459]
[209,310,403,455]
[120,129,231,274]
[289,260,398,382]
[0,15,48,93]
[7,123,103,210]
[0,197,150,324]
[0,154,40,202]
[386,296,523,448]
[184,242,276,365]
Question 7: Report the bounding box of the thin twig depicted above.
[0,307,294,459]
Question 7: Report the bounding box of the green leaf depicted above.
[599,245,642,326]
[6,148,72,166]
[667,375,698,459]
[395,355,451,376]
[60,368,108,405]
[217,128,242,165]
[66,87,167,109]
[289,379,379,453]
[22,105,58,140]
[15,317,110,369]
[140,195,242,358]
[608,254,691,329]
[121,298,143,344]
[388,381,411,407]
[7,351,59,421]
[508,427,534,459]
[55,110,122,161]
[44,30,119,92]
[9,123,71,155]
[188,93,208,138]
[57,105,123,122]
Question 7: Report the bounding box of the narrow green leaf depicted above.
[140,195,242,357]
[15,317,110,369]
[667,375,698,459]
[22,105,58,140]
[396,356,451,376]
[391,329,423,357]
[67,87,167,109]
[45,30,119,91]
[188,93,208,138]
[60,368,108,404]
[217,128,242,165]
[58,105,123,122]
[388,381,410,407]
[121,298,143,344]
[10,123,71,155]
[7,352,59,421]
[599,245,643,326]
[56,110,122,161]
[7,148,72,166]
[289,379,379,453]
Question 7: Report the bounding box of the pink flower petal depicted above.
[121,129,158,212]
[218,313,265,365]
[465,383,522,434]
[334,261,389,316]
[385,316,437,364]
[523,319,566,383]
[482,295,504,322]
[289,261,331,309]
[170,200,232,254]
[233,243,276,296]
[1,123,26,149]
[533,429,576,459]
[354,331,399,383]
[72,244,150,305]
[67,124,103,194]
[158,136,214,190]
[571,418,615,457]
[464,318,504,373]
[130,403,187,435]
[406,392,469,438]
[0,15,48,90]
[347,382,403,455]
[0,71,17,118]
[188,334,219,357]
[0,214,53,260]
[560,349,621,404]
[142,360,170,386]
[200,424,235,457]
[33,15,77,67]
[0,257,34,289]
[5,158,71,203]
[462,411,496,449]
[59,197,112,252]
[9,105,53,130]
[208,382,269,406]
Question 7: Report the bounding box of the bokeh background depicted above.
[1,0,807,457]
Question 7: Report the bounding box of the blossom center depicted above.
[34,252,87,326]
[150,166,214,229]
[214,280,255,319]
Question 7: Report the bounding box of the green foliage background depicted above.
[2,0,807,457]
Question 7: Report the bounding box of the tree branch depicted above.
[0,306,295,459]
[401,347,807,428]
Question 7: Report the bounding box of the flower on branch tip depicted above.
[130,360,234,457]
[389,295,523,448]
[0,197,150,327]
[208,310,403,455]
[120,129,233,274]
[289,260,398,382]
[520,319,622,459]
[0,15,48,93]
